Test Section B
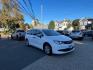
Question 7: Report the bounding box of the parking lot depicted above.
[0,37,93,70]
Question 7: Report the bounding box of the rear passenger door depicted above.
[26,30,35,46]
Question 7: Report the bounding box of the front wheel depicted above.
[44,44,52,55]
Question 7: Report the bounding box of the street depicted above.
[0,38,93,70]
[0,39,45,70]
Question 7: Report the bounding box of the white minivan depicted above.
[25,29,75,55]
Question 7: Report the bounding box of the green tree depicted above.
[67,23,72,29]
[72,19,80,30]
[29,24,33,29]
[0,0,24,33]
[19,23,25,30]
[48,21,55,29]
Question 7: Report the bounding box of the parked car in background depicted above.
[91,30,93,40]
[11,29,25,40]
[25,29,75,55]
[83,30,93,37]
[57,30,70,36]
[69,30,84,40]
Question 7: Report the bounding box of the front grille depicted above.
[63,40,73,44]
[59,47,73,52]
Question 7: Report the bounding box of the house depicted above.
[86,19,93,30]
[79,18,88,30]
[54,19,73,30]
[79,18,93,30]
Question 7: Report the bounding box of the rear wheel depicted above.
[44,44,52,55]
[16,35,18,40]
[11,35,14,39]
[92,37,93,40]
[16,35,20,40]
[25,39,30,47]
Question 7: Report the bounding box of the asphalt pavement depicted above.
[0,39,45,70]
[23,37,93,70]
[0,37,93,70]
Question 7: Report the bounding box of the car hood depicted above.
[45,35,72,41]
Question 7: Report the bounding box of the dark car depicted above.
[83,30,93,37]
[91,31,93,40]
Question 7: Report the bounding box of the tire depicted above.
[43,44,52,55]
[92,37,93,40]
[16,35,20,40]
[25,39,30,47]
[11,35,13,39]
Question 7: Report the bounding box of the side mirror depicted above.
[37,34,44,38]
[39,34,44,38]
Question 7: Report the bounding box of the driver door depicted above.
[32,30,44,49]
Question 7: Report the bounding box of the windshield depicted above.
[43,30,61,36]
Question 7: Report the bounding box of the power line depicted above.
[13,0,35,19]
[23,0,35,19]
[11,0,39,24]
[41,0,44,22]
[27,0,35,19]
[23,0,35,18]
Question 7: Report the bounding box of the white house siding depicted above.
[54,20,72,30]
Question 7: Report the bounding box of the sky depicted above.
[23,0,93,24]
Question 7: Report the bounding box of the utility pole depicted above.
[41,0,43,23]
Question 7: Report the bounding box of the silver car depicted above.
[11,29,25,40]
[69,30,84,40]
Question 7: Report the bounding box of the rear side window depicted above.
[17,30,24,32]
[26,30,37,35]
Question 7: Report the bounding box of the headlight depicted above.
[53,40,64,45]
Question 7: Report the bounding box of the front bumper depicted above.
[52,43,75,54]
